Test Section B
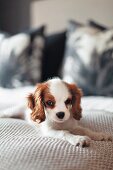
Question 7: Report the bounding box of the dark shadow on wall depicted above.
[0,0,31,34]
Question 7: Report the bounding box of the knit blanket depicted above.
[0,110,113,170]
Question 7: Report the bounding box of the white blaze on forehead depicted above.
[48,78,70,101]
[47,78,71,122]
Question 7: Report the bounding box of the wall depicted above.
[0,0,31,34]
[0,0,112,34]
[30,0,113,33]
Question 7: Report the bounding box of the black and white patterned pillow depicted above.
[0,26,45,88]
[62,21,113,96]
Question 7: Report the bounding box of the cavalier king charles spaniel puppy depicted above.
[27,78,112,147]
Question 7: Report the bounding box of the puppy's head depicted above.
[27,78,82,123]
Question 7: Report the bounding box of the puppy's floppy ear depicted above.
[27,83,47,123]
[27,93,35,110]
[66,83,83,120]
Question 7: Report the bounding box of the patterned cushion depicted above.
[88,20,107,31]
[62,21,113,96]
[0,26,45,88]
[0,110,113,170]
[42,31,66,81]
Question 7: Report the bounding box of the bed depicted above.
[0,86,113,170]
[0,1,113,169]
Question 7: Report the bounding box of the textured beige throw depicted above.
[0,110,113,170]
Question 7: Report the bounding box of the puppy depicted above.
[27,78,112,147]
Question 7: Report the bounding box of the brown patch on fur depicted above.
[27,83,48,123]
[44,93,55,109]
[65,82,83,120]
[27,94,35,110]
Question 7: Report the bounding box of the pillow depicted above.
[62,20,113,96]
[0,26,45,88]
[88,20,107,31]
[41,31,66,81]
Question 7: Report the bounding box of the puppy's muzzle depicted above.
[56,112,65,119]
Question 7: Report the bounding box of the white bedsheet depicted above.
[82,96,113,113]
[0,86,34,117]
[0,86,113,118]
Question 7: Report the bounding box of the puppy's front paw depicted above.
[67,135,91,147]
[76,136,91,147]
[93,132,112,141]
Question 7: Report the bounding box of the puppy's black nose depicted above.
[56,112,65,119]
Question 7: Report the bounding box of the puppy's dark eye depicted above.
[65,98,72,105]
[46,100,54,107]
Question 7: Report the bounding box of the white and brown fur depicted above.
[27,78,112,146]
